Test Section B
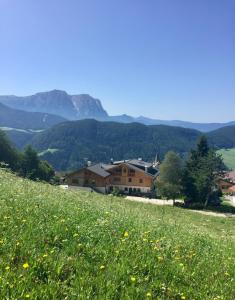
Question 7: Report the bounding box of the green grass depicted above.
[0,169,235,299]
[217,148,235,170]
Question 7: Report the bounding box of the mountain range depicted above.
[0,89,235,132]
[0,90,108,121]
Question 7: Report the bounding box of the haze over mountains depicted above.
[0,90,108,121]
[0,102,66,130]
[0,89,235,170]
[0,89,235,132]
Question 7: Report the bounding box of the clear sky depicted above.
[0,0,234,122]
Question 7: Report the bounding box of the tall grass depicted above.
[0,169,234,299]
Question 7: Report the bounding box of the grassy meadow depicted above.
[217,148,235,170]
[0,169,234,299]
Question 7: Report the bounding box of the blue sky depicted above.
[0,0,234,122]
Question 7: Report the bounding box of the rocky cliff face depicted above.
[71,94,108,119]
[0,90,108,120]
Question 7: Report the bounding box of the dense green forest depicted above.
[3,119,235,171]
[29,120,201,170]
[207,126,235,149]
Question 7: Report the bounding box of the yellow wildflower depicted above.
[23,263,29,269]
[158,256,164,261]
[100,265,105,270]
[5,266,10,271]
[130,276,136,282]
[179,263,184,267]
[124,231,129,238]
[146,292,152,297]
[25,295,30,298]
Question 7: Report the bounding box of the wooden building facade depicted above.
[66,159,159,195]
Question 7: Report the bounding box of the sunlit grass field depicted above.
[0,169,234,299]
[217,148,235,170]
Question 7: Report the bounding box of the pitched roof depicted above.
[128,159,153,168]
[87,163,111,178]
[108,162,157,178]
[67,159,159,179]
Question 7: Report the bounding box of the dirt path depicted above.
[126,196,235,218]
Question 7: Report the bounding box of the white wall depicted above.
[109,185,151,194]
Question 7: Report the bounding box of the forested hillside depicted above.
[207,126,235,149]
[30,119,201,170]
[3,119,235,171]
[0,103,66,130]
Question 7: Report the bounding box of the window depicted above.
[114,177,121,182]
[128,178,132,183]
[139,178,143,184]
[115,167,122,174]
[137,188,141,193]
[72,179,79,184]
[124,187,128,192]
[128,169,135,177]
[123,168,127,173]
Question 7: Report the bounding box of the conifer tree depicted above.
[183,136,224,207]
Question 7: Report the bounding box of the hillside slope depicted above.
[217,148,235,170]
[207,125,235,149]
[0,102,66,130]
[30,119,201,170]
[0,169,234,299]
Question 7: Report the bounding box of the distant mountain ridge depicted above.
[108,115,235,132]
[0,90,108,120]
[0,89,234,132]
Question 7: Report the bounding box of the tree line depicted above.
[0,130,55,182]
[157,136,225,207]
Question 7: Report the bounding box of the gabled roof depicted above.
[67,163,111,178]
[87,163,111,178]
[128,159,153,168]
[108,162,157,178]
[67,159,159,179]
